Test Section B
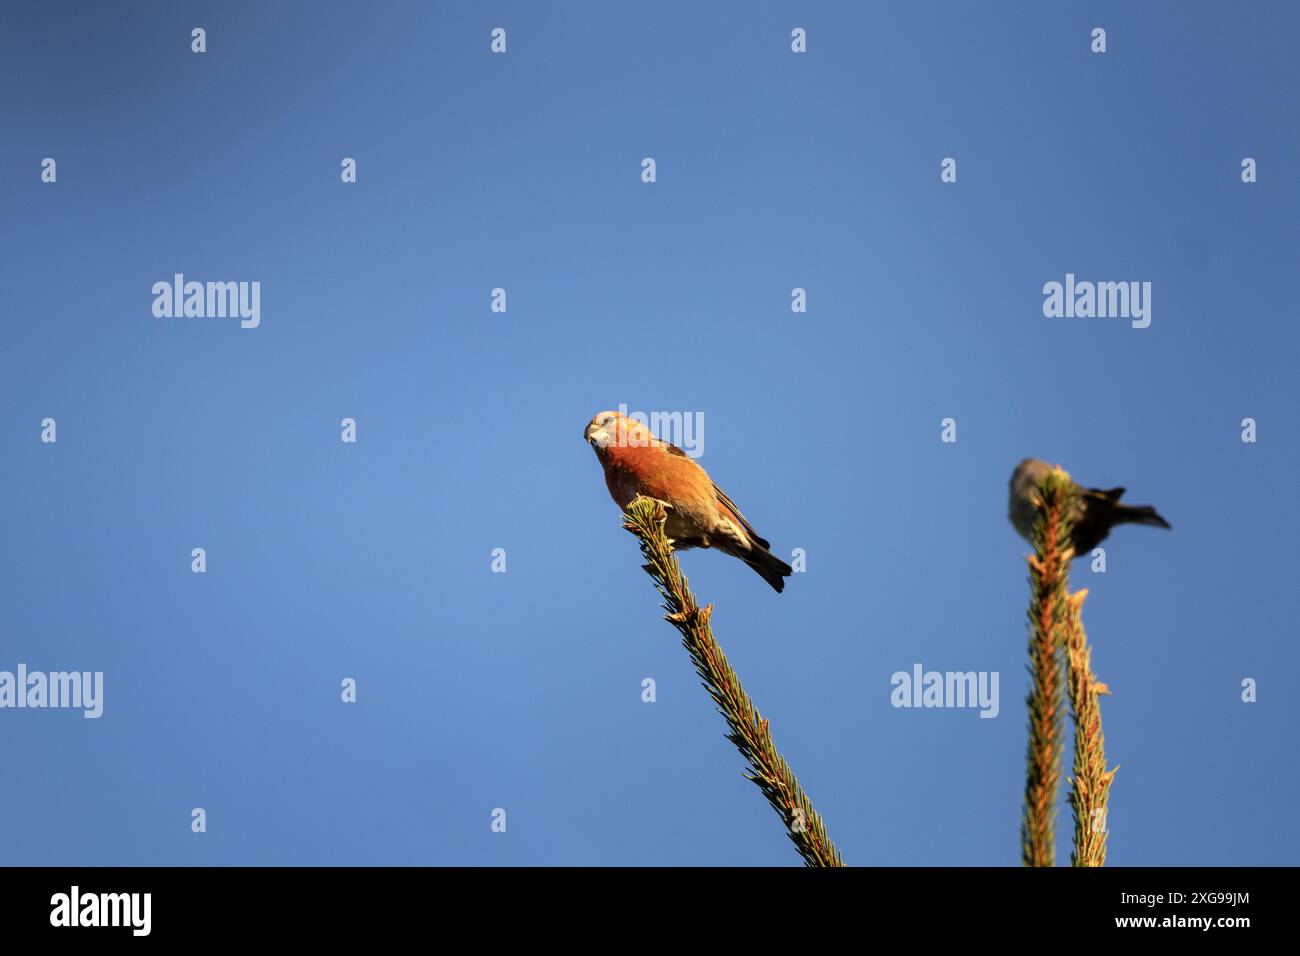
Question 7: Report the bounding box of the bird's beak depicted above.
[585,424,609,449]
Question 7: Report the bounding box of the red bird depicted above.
[584,410,793,592]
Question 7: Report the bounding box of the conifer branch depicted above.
[622,496,845,868]
[1065,589,1117,867]
[1020,468,1077,867]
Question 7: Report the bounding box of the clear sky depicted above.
[2,1,1297,866]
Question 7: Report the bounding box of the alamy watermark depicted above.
[50,886,150,936]
[1043,273,1151,329]
[890,663,999,718]
[152,273,261,329]
[0,664,103,718]
[611,403,705,457]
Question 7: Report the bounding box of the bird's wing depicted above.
[1084,486,1126,503]
[711,484,770,550]
[653,440,772,549]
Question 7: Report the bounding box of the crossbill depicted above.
[584,411,793,592]
[1008,458,1171,554]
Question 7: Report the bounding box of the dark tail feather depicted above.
[744,547,794,593]
[1114,503,1171,530]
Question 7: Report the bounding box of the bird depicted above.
[584,410,793,592]
[1008,458,1171,554]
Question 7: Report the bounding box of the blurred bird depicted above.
[584,410,793,592]
[1008,458,1171,554]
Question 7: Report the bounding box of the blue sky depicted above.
[2,1,1296,866]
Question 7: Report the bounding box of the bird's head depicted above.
[1012,458,1051,491]
[585,410,654,456]
[1011,458,1071,495]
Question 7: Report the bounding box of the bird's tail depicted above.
[1111,503,1171,530]
[744,546,794,593]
